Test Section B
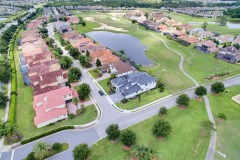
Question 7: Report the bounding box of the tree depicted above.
[69,47,80,59]
[211,82,225,94]
[0,92,8,107]
[68,67,82,83]
[79,55,86,66]
[152,120,172,138]
[77,83,91,100]
[96,59,102,67]
[120,130,136,147]
[59,56,73,69]
[72,97,79,105]
[144,12,149,19]
[233,43,240,50]
[32,142,51,160]
[0,56,11,83]
[119,49,125,54]
[86,50,90,57]
[201,22,208,30]
[131,145,157,160]
[44,37,54,47]
[176,94,190,108]
[194,86,207,97]
[199,120,215,136]
[105,124,120,141]
[73,144,91,160]
[217,113,227,120]
[157,79,165,92]
[218,16,227,26]
[159,107,167,116]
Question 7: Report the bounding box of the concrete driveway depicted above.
[110,92,124,103]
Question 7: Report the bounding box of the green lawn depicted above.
[71,21,100,34]
[88,69,100,79]
[0,108,5,120]
[117,89,169,110]
[92,100,209,159]
[14,30,97,139]
[98,78,111,93]
[208,85,240,160]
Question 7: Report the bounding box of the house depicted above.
[55,22,72,34]
[232,37,240,46]
[157,25,168,32]
[216,46,240,63]
[72,38,94,50]
[67,16,80,24]
[33,86,78,128]
[26,20,42,30]
[79,43,106,54]
[197,31,215,39]
[196,40,219,54]
[109,61,135,77]
[189,28,205,35]
[172,31,186,39]
[178,36,199,45]
[62,31,85,42]
[30,70,67,90]
[214,34,235,44]
[111,72,157,99]
[90,49,120,65]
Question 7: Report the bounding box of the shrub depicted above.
[25,152,36,160]
[152,120,172,138]
[73,144,91,160]
[120,130,136,147]
[105,124,120,141]
[69,114,75,119]
[211,82,225,94]
[159,107,167,116]
[52,143,61,151]
[176,94,190,108]
[217,113,227,120]
[194,86,207,97]
[21,126,74,144]
[77,107,86,116]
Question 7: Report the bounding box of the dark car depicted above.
[99,90,105,96]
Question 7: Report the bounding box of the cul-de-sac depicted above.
[0,0,240,160]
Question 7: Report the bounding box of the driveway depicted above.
[109,92,124,103]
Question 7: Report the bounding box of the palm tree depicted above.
[131,145,157,160]
[33,142,51,160]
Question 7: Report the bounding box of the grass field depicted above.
[72,21,100,34]
[92,100,209,159]
[88,69,100,79]
[208,85,240,160]
[98,78,111,93]
[14,30,97,139]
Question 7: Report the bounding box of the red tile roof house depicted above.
[79,43,106,54]
[90,49,120,65]
[30,69,67,90]
[109,61,135,77]
[195,40,219,54]
[33,86,78,128]
[172,31,186,39]
[67,16,80,24]
[178,36,199,46]
[26,20,43,30]
[62,31,85,43]
[72,38,94,52]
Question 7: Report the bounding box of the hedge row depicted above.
[21,126,74,144]
[7,10,41,126]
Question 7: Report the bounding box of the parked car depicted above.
[99,90,105,96]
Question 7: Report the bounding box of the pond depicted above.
[0,18,7,22]
[86,31,154,66]
[189,21,240,29]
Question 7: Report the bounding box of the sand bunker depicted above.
[111,17,120,21]
[94,23,128,32]
[85,16,128,32]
